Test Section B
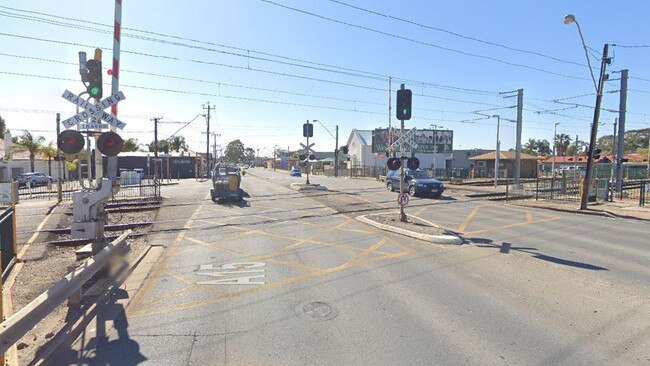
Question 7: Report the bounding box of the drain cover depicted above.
[296,301,338,321]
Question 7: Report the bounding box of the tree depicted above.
[554,133,572,156]
[224,139,245,163]
[147,140,166,153]
[11,130,45,172]
[537,139,551,156]
[65,159,78,180]
[244,147,256,164]
[122,138,140,152]
[0,114,5,139]
[41,142,57,176]
[169,136,187,152]
[523,138,538,155]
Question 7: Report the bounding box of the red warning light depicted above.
[107,69,113,76]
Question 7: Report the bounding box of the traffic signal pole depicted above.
[398,84,407,222]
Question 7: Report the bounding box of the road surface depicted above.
[52,169,649,365]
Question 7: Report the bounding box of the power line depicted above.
[256,0,591,81]
[326,0,589,69]
[612,44,650,49]
[0,6,502,96]
[0,52,506,114]
[630,76,650,83]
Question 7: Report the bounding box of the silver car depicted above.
[17,172,53,188]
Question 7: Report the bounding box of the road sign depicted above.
[397,193,409,207]
[300,142,315,154]
[80,123,109,130]
[61,90,126,130]
[389,127,418,152]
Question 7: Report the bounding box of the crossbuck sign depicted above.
[61,90,127,130]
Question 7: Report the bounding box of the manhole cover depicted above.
[296,301,338,321]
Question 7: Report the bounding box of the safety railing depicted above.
[0,206,17,277]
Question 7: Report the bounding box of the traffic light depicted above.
[396,89,412,120]
[341,146,348,154]
[96,131,123,156]
[303,123,313,138]
[309,154,315,161]
[86,59,102,99]
[407,157,420,170]
[387,157,401,171]
[57,130,85,154]
[299,154,307,161]
[593,148,602,160]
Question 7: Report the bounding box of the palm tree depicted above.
[523,138,538,155]
[12,130,45,172]
[41,142,57,177]
[555,133,572,156]
[170,135,187,152]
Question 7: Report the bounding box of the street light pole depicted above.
[564,14,609,210]
[430,124,443,176]
[492,116,501,187]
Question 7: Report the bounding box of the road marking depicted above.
[197,262,267,285]
[457,205,481,233]
[526,211,533,223]
[463,216,561,236]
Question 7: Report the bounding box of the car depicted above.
[290,168,302,177]
[16,172,53,188]
[385,169,444,198]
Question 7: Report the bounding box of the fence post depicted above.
[535,177,539,201]
[505,182,509,201]
[57,178,63,203]
[640,180,646,207]
[0,250,4,366]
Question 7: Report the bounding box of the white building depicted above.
[345,129,451,172]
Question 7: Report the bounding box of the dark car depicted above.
[290,168,302,177]
[385,169,444,198]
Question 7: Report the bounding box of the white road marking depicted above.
[197,261,266,285]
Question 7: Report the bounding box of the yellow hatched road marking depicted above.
[457,205,481,233]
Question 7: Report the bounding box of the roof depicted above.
[346,129,374,147]
[542,154,645,164]
[469,151,538,161]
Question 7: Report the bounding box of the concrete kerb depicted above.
[506,201,650,222]
[289,183,328,191]
[357,213,463,245]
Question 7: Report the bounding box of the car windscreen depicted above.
[410,171,431,179]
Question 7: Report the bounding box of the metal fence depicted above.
[509,177,649,206]
[0,206,16,277]
[16,178,160,201]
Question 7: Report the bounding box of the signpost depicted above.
[397,193,409,207]
[61,90,127,130]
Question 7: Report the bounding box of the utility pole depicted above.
[515,88,523,185]
[151,117,162,158]
[574,135,579,171]
[56,113,63,201]
[611,118,617,201]
[615,69,628,192]
[580,43,610,210]
[388,77,392,157]
[551,123,559,178]
[334,125,339,177]
[493,116,501,187]
[203,102,215,178]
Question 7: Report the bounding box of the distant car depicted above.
[290,168,302,177]
[17,172,53,188]
[385,169,444,198]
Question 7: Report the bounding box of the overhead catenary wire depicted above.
[326,0,590,69]
[256,0,592,81]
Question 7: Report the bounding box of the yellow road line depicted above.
[457,205,481,233]
[463,217,560,236]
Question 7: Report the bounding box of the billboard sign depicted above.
[372,128,453,153]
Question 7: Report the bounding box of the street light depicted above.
[564,13,610,210]
[313,120,339,177]
[491,116,501,187]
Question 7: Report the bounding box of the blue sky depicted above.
[1,0,649,156]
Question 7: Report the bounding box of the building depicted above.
[450,149,491,178]
[0,134,65,182]
[469,151,538,178]
[345,129,452,173]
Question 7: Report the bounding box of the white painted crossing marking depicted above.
[196,261,266,285]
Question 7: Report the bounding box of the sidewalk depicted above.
[508,199,650,221]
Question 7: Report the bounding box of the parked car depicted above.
[17,172,53,188]
[290,168,302,177]
[385,169,444,198]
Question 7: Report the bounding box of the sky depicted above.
[1,0,649,157]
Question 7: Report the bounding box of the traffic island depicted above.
[289,183,328,191]
[357,212,463,245]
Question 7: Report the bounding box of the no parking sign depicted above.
[397,193,409,207]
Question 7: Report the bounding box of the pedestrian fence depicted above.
[505,177,649,206]
[15,178,160,201]
[0,205,17,277]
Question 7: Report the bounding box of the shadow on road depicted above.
[37,288,147,366]
[469,238,608,271]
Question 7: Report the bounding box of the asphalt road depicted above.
[54,169,649,365]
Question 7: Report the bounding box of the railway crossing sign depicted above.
[61,90,127,130]
[389,127,418,152]
[397,193,409,207]
[300,142,315,154]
